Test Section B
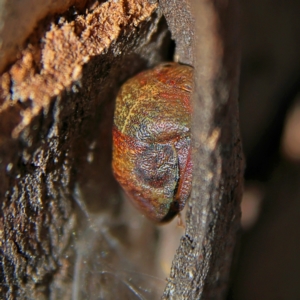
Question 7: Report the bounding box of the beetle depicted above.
[112,62,193,223]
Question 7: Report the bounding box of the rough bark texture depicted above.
[0,1,169,299]
[0,0,87,73]
[161,0,243,299]
[159,0,193,66]
[0,0,242,299]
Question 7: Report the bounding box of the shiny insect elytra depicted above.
[112,62,193,223]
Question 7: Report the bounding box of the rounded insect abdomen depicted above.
[112,62,193,223]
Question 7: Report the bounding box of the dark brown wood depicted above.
[0,0,243,299]
[161,0,243,299]
[159,0,194,66]
[0,1,170,299]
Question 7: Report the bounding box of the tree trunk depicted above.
[0,0,243,299]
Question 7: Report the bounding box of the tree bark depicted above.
[0,0,243,299]
[161,1,243,299]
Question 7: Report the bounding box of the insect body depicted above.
[112,63,193,223]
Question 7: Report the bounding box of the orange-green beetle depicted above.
[112,62,193,223]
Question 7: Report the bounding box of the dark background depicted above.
[228,0,300,299]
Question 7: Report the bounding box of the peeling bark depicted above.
[0,0,242,299]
